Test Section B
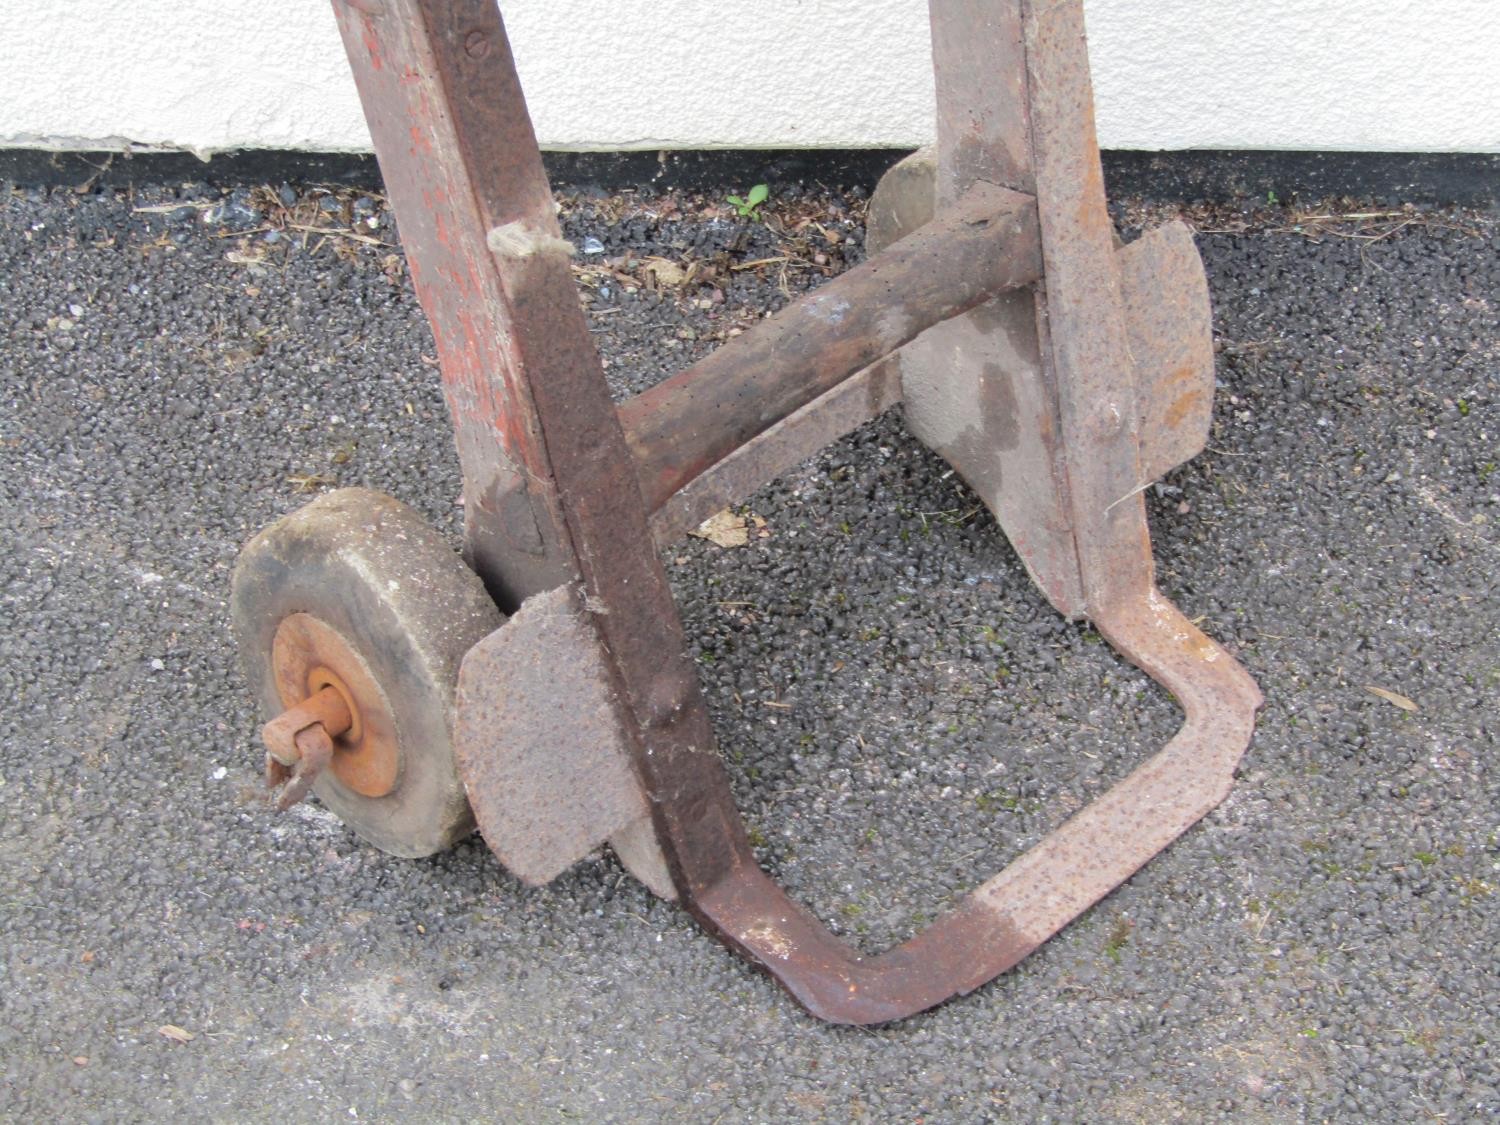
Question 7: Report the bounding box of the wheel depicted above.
[231,488,504,857]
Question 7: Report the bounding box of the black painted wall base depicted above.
[3,146,1496,207]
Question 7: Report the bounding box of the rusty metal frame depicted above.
[326,0,1262,1024]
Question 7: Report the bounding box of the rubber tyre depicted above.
[231,488,504,857]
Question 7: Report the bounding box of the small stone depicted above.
[203,196,261,228]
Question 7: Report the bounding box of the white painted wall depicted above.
[2,0,1497,155]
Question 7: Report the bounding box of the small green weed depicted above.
[1104,915,1133,964]
[727,183,770,220]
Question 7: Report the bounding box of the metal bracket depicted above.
[453,585,674,899]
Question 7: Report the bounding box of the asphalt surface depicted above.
[1,174,1496,1122]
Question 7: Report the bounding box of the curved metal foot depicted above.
[687,590,1261,1024]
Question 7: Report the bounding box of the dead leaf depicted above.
[640,256,692,289]
[690,510,749,549]
[1365,686,1419,712]
[158,1024,196,1044]
[287,473,335,494]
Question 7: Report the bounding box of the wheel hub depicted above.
[267,613,400,799]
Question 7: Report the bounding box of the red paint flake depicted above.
[361,21,383,71]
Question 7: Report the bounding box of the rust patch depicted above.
[1162,387,1205,432]
[271,613,400,799]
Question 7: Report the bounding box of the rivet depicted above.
[464,30,490,59]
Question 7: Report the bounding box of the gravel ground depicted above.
[1,174,1496,1123]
